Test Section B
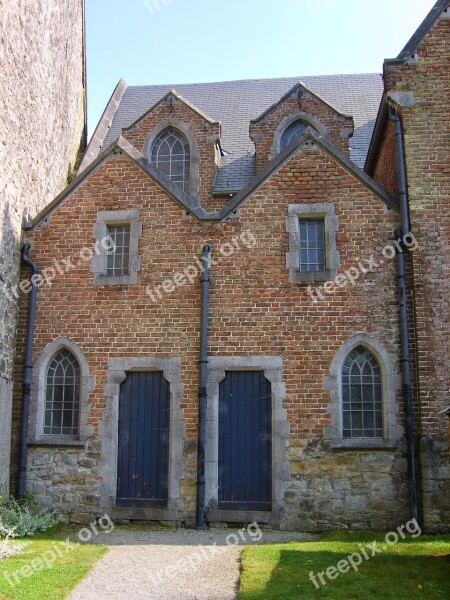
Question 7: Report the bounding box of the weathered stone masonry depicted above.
[0,0,85,491]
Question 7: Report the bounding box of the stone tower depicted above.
[0,0,86,493]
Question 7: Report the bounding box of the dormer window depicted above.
[280,120,309,150]
[151,128,190,192]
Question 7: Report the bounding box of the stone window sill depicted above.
[28,438,85,448]
[290,269,337,283]
[92,273,138,286]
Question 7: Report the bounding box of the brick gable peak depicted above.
[123,89,220,134]
[251,81,353,125]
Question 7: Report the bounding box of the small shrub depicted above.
[0,524,29,560]
[0,495,58,538]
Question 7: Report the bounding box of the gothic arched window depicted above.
[280,120,309,150]
[44,349,80,436]
[151,128,190,192]
[342,346,382,438]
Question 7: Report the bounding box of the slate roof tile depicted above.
[95,74,384,191]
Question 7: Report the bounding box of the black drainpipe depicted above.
[17,244,39,497]
[196,244,211,530]
[389,106,419,523]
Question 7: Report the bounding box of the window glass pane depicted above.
[280,120,312,150]
[106,224,131,277]
[151,128,190,192]
[44,350,80,436]
[341,346,383,439]
[298,219,325,272]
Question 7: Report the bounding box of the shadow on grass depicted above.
[240,533,450,600]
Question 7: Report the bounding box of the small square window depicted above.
[286,203,339,282]
[92,210,142,286]
[106,225,131,277]
[299,219,325,272]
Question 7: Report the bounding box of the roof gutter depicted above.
[17,244,39,497]
[389,105,420,524]
[196,245,211,530]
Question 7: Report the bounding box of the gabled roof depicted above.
[79,78,128,173]
[216,129,399,220]
[251,81,352,123]
[31,132,397,230]
[122,89,219,132]
[396,0,449,62]
[364,97,388,176]
[81,74,384,190]
[29,137,212,229]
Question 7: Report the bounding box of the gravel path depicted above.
[67,527,315,600]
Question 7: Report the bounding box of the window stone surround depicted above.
[143,119,201,201]
[323,333,403,449]
[286,203,340,282]
[29,337,95,446]
[270,112,328,160]
[91,209,142,286]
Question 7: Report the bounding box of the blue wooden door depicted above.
[218,371,272,511]
[116,372,170,507]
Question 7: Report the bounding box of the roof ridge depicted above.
[125,72,382,90]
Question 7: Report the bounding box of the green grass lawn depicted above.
[239,531,450,600]
[0,528,107,600]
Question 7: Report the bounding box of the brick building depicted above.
[0,0,86,494]
[11,1,449,531]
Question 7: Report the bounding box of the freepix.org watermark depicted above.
[0,236,115,303]
[150,522,263,588]
[3,514,114,589]
[309,518,422,589]
[307,231,418,304]
[305,0,338,16]
[145,229,257,303]
[144,0,174,17]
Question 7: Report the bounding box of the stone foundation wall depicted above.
[420,438,450,534]
[285,440,408,532]
[26,443,101,524]
[25,437,409,531]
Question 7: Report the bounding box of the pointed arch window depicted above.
[280,120,310,150]
[151,128,190,192]
[342,346,383,439]
[44,349,80,436]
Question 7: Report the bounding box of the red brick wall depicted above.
[382,15,449,439]
[376,11,450,532]
[12,144,408,527]
[250,89,354,173]
[372,120,398,198]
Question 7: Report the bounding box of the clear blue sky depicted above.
[86,0,436,136]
